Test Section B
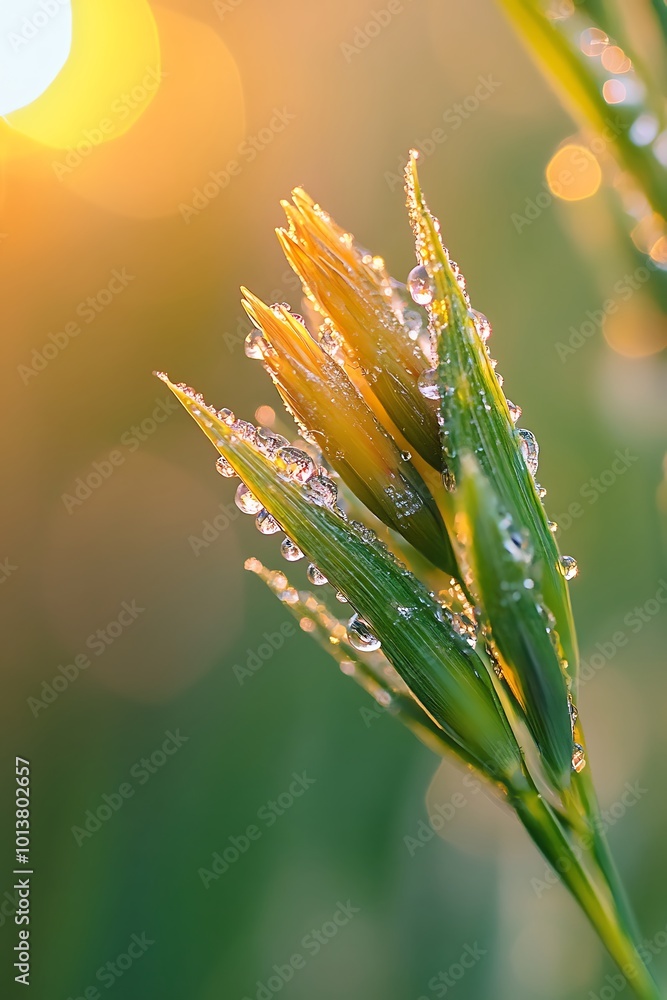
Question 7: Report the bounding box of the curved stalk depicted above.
[508,771,662,1000]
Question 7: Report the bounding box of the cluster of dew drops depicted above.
[216,248,577,688]
[403,252,583,770]
[404,259,578,586]
[212,404,382,654]
[235,293,484,654]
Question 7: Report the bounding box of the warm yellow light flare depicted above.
[603,299,667,357]
[546,144,602,201]
[0,0,72,115]
[255,405,276,427]
[5,0,160,149]
[44,6,246,220]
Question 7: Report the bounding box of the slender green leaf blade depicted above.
[456,453,573,788]
[405,152,579,694]
[158,372,523,785]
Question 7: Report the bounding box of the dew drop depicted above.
[235,483,262,514]
[319,318,345,359]
[244,329,268,359]
[572,743,586,772]
[403,309,423,337]
[417,368,441,399]
[506,399,522,424]
[256,427,290,457]
[401,450,412,461]
[568,695,579,727]
[503,527,532,564]
[256,509,280,534]
[276,446,315,484]
[218,407,235,425]
[306,564,328,586]
[232,420,258,445]
[335,591,348,603]
[518,428,539,477]
[407,265,434,305]
[548,520,558,534]
[471,309,492,343]
[278,587,299,604]
[215,455,237,478]
[559,555,578,580]
[347,613,381,652]
[305,474,338,508]
[535,483,547,499]
[281,537,304,562]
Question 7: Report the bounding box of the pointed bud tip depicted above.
[240,287,269,324]
[291,186,314,206]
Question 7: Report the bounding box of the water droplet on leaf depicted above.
[217,407,235,425]
[256,428,290,457]
[244,329,269,359]
[281,537,304,561]
[306,474,338,508]
[347,613,381,652]
[235,483,262,514]
[518,428,539,477]
[276,446,315,484]
[215,455,237,478]
[506,399,522,424]
[471,309,492,343]
[407,264,434,305]
[559,555,578,580]
[256,509,280,534]
[232,420,258,445]
[306,564,328,586]
[418,368,441,399]
[572,743,586,772]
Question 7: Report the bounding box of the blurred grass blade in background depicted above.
[495,0,667,248]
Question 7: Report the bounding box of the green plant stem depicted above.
[567,765,643,944]
[649,0,667,46]
[509,774,662,1000]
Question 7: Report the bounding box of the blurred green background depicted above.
[1,1,666,998]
